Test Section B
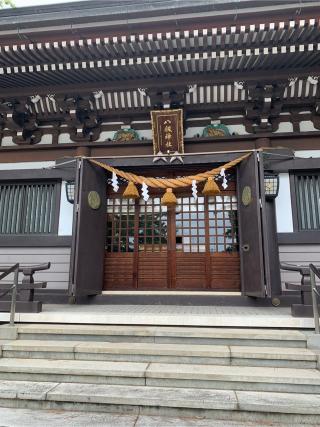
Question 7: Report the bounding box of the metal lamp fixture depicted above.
[65,181,75,204]
[264,173,279,199]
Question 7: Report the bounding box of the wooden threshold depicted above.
[102,291,242,296]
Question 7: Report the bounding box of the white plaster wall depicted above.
[38,134,53,145]
[58,181,74,236]
[275,173,294,233]
[300,120,318,132]
[1,136,14,146]
[0,161,55,170]
[138,129,152,139]
[96,130,115,142]
[227,124,249,135]
[58,133,73,144]
[274,122,293,133]
[294,150,320,158]
[185,127,204,138]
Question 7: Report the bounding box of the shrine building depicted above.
[0,0,319,310]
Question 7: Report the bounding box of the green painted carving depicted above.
[202,124,231,137]
[113,128,140,142]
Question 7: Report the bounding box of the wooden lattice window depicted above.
[295,174,320,231]
[208,195,238,253]
[0,182,59,234]
[176,195,238,253]
[138,197,167,252]
[106,198,135,252]
[176,196,206,253]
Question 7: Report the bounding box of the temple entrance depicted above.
[103,182,240,291]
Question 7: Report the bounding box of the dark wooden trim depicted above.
[277,232,320,245]
[1,133,320,164]
[0,168,75,181]
[52,181,62,235]
[289,173,299,232]
[269,158,320,173]
[0,1,317,44]
[0,235,72,247]
[0,68,319,99]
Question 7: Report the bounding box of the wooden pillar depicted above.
[76,146,91,157]
[255,137,271,149]
[265,201,282,297]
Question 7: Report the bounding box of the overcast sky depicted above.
[13,0,85,7]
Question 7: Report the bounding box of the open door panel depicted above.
[237,152,266,297]
[71,159,106,299]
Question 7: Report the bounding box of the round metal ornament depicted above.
[241,186,252,207]
[88,191,101,210]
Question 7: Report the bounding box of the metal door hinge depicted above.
[259,198,263,208]
[75,203,80,213]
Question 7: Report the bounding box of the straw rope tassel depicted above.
[90,153,251,189]
[202,177,220,196]
[123,181,139,199]
[161,188,177,206]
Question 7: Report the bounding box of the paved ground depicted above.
[0,408,316,427]
[0,304,314,328]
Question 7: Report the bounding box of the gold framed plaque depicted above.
[151,109,184,155]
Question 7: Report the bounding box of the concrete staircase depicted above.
[0,324,320,424]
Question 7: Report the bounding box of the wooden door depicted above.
[104,181,240,291]
[104,196,169,290]
[71,159,106,298]
[237,153,266,297]
[175,187,240,291]
[136,197,168,289]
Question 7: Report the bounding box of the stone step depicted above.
[0,379,319,424]
[15,324,308,348]
[1,340,318,368]
[0,358,319,394]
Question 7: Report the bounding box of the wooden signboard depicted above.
[151,109,184,154]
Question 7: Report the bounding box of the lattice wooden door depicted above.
[104,184,240,291]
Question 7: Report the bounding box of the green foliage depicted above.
[0,0,15,8]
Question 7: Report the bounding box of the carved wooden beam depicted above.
[244,82,286,133]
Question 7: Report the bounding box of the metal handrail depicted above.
[0,264,19,326]
[309,264,320,334]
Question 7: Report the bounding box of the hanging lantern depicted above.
[264,173,280,199]
[123,181,139,199]
[161,188,177,206]
[202,177,220,196]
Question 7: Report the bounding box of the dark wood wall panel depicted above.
[176,253,206,290]
[138,253,167,289]
[104,253,134,290]
[211,253,240,291]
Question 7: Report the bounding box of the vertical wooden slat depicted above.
[0,182,57,235]
[296,174,320,230]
